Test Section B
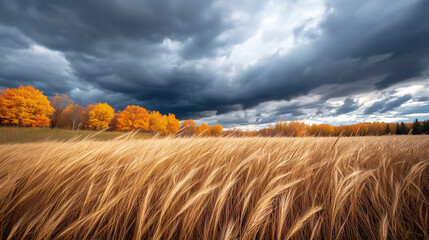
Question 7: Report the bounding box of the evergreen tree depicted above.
[411,119,421,135]
[423,120,429,134]
[400,122,408,135]
[395,123,401,135]
[385,123,390,135]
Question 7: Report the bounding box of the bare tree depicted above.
[49,94,74,128]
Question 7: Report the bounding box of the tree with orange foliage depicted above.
[309,123,335,136]
[0,86,54,127]
[209,125,223,136]
[49,94,73,128]
[86,103,115,130]
[272,120,307,136]
[198,123,210,136]
[181,119,198,136]
[62,103,85,130]
[288,120,307,136]
[149,111,168,135]
[166,113,180,135]
[115,105,150,131]
[81,104,95,129]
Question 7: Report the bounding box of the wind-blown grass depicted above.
[0,127,153,144]
[0,136,428,239]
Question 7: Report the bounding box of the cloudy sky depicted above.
[1,0,429,129]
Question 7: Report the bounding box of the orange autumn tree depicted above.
[81,104,95,129]
[198,123,210,136]
[0,86,54,127]
[209,125,223,136]
[86,103,115,130]
[181,119,198,136]
[309,123,335,136]
[115,105,150,131]
[166,113,180,135]
[149,111,168,135]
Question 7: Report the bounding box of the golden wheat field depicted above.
[0,135,428,239]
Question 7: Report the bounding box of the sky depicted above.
[1,0,429,129]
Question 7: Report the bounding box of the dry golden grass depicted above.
[0,135,428,239]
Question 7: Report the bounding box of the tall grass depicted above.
[0,127,153,144]
[0,136,428,239]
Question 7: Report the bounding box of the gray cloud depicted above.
[0,0,428,124]
[0,25,77,95]
[364,94,412,115]
[231,1,429,111]
[334,98,360,115]
[417,96,428,102]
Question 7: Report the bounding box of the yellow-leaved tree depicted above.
[209,125,223,136]
[0,86,54,127]
[198,123,210,136]
[166,113,180,135]
[149,111,168,135]
[115,105,150,131]
[86,103,115,130]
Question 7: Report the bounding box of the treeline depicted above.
[0,85,223,136]
[180,119,223,137]
[224,120,429,137]
[0,86,178,135]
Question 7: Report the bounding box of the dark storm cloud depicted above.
[0,0,428,121]
[0,0,231,54]
[0,25,76,95]
[364,94,412,115]
[0,0,236,115]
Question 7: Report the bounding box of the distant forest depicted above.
[224,119,429,137]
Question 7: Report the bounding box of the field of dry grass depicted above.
[0,127,153,144]
[0,135,428,239]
